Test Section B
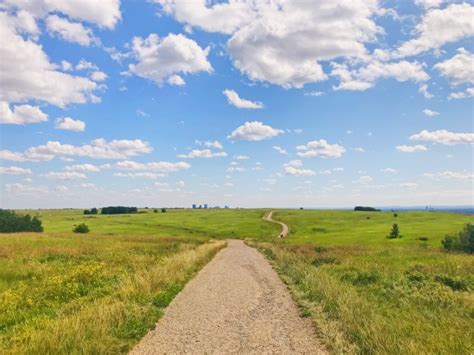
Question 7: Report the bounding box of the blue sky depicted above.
[0,0,473,208]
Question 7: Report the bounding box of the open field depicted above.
[1,208,473,354]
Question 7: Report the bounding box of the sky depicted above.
[0,0,473,209]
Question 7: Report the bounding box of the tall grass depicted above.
[0,233,225,353]
[253,242,474,354]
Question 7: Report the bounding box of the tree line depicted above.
[84,206,138,215]
[0,209,43,233]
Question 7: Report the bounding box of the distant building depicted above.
[192,204,196,209]
[203,204,208,209]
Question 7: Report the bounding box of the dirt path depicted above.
[263,211,289,238]
[131,240,325,354]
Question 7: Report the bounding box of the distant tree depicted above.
[101,206,138,215]
[0,210,43,233]
[161,208,167,213]
[83,209,90,215]
[387,223,401,239]
[354,206,381,212]
[154,209,158,213]
[73,223,90,234]
[393,213,398,217]
[442,224,474,253]
[90,208,98,215]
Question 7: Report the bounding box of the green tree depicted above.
[73,223,90,234]
[387,223,401,239]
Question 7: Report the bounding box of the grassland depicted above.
[1,208,473,354]
[253,210,474,354]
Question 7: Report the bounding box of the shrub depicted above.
[154,209,158,213]
[0,209,43,233]
[83,209,90,215]
[418,236,429,241]
[387,223,401,239]
[441,223,474,253]
[354,206,381,212]
[73,223,90,234]
[393,213,398,217]
[161,208,167,213]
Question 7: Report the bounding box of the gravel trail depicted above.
[131,240,325,354]
[263,211,289,238]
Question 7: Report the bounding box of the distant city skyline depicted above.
[1,1,473,209]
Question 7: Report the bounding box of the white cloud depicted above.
[90,71,108,82]
[228,121,284,141]
[423,109,439,117]
[167,74,185,86]
[273,146,288,155]
[433,48,474,86]
[400,182,418,189]
[5,183,48,196]
[196,140,223,150]
[283,166,316,177]
[115,160,191,172]
[64,163,100,172]
[128,33,212,86]
[0,166,32,175]
[45,14,96,46]
[223,89,263,109]
[304,91,324,97]
[3,0,121,29]
[136,109,150,118]
[235,155,249,160]
[297,140,345,158]
[43,171,87,180]
[353,175,373,185]
[382,168,398,173]
[61,60,72,71]
[392,3,474,58]
[396,144,428,153]
[76,59,98,71]
[410,129,474,145]
[114,172,164,179]
[418,84,434,99]
[424,171,473,180]
[55,117,86,132]
[0,12,99,107]
[54,185,69,192]
[332,60,429,91]
[226,166,246,173]
[177,149,227,158]
[284,160,303,168]
[80,183,95,188]
[0,101,48,124]
[415,0,444,10]
[448,87,474,100]
[0,139,152,162]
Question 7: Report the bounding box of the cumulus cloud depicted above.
[90,71,108,82]
[273,146,288,155]
[45,14,97,46]
[5,183,48,196]
[391,3,474,58]
[223,89,263,109]
[331,60,429,91]
[167,74,185,86]
[128,33,212,86]
[0,139,152,162]
[228,121,284,141]
[114,172,165,179]
[43,171,87,180]
[400,182,418,189]
[76,59,98,71]
[196,140,223,149]
[296,140,345,158]
[396,144,428,153]
[55,117,86,132]
[0,101,48,124]
[410,129,474,145]
[283,166,316,177]
[448,87,474,100]
[382,168,398,173]
[235,155,249,160]
[418,83,434,99]
[395,144,428,153]
[0,166,32,175]
[423,109,439,117]
[177,149,227,158]
[423,171,473,180]
[433,48,474,86]
[115,160,191,173]
[415,0,444,10]
[64,163,100,172]
[0,12,100,108]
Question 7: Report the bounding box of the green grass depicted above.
[0,232,225,353]
[251,209,474,354]
[2,208,473,354]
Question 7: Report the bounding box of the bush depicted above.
[418,236,429,241]
[387,223,402,239]
[101,206,138,215]
[441,223,474,253]
[73,223,90,234]
[393,213,398,217]
[0,209,43,233]
[154,209,158,213]
[354,206,381,212]
[161,208,167,213]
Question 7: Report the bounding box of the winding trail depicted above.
[131,240,325,354]
[263,211,289,238]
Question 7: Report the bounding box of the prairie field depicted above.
[1,208,473,354]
